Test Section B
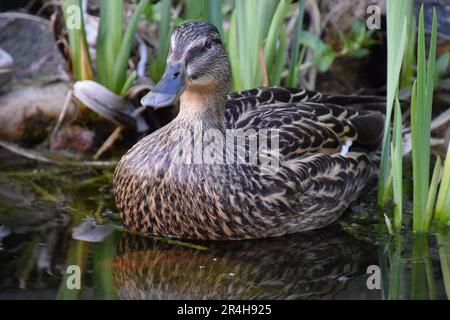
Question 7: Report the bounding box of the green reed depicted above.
[61,0,94,81]
[377,0,409,207]
[411,6,437,232]
[380,3,450,232]
[435,143,450,223]
[62,0,149,95]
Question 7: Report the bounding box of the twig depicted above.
[0,140,58,164]
[93,126,123,160]
[50,89,73,140]
[0,139,116,167]
[115,225,209,251]
[92,106,148,160]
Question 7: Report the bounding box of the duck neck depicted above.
[178,84,227,130]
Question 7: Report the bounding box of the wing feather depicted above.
[225,87,385,159]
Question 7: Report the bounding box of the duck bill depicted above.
[141,62,186,109]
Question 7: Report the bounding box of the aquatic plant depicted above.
[184,0,223,35]
[435,144,450,223]
[380,3,450,232]
[148,0,173,81]
[286,0,305,87]
[410,6,437,233]
[61,0,94,81]
[377,0,409,207]
[98,0,149,95]
[391,99,403,231]
[227,0,284,89]
[61,0,149,95]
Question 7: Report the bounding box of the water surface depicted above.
[0,152,448,300]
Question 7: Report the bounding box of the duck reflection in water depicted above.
[112,227,376,300]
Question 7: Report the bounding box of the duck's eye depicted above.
[204,37,213,49]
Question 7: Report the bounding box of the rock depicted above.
[0,12,67,82]
[0,48,13,90]
[0,13,76,144]
[0,81,77,143]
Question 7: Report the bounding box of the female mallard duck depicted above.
[113,21,385,240]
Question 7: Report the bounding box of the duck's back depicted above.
[225,87,385,160]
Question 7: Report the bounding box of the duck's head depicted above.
[141,21,230,110]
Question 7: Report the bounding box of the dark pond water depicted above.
[0,152,449,300]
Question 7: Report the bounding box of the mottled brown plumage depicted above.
[113,21,384,240]
[112,230,374,299]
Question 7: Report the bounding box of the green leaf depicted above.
[426,156,441,231]
[96,0,124,88]
[287,0,305,87]
[391,99,403,232]
[264,0,289,81]
[350,20,366,42]
[185,0,207,20]
[230,0,281,89]
[272,28,287,85]
[378,0,410,205]
[298,31,325,52]
[351,48,370,58]
[61,0,94,81]
[298,31,335,72]
[119,70,137,96]
[313,45,335,72]
[207,0,223,36]
[150,0,172,81]
[435,142,450,222]
[111,0,149,94]
[412,5,437,232]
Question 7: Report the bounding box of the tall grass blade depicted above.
[185,0,207,20]
[272,28,287,85]
[207,0,223,35]
[287,0,305,87]
[400,0,416,89]
[264,0,289,84]
[228,11,243,90]
[111,0,149,94]
[425,156,441,230]
[232,0,279,89]
[96,0,124,88]
[435,142,450,222]
[412,6,437,232]
[378,0,410,205]
[150,0,172,80]
[391,99,403,231]
[120,70,137,96]
[61,0,94,81]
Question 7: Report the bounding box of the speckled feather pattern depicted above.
[113,86,384,240]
